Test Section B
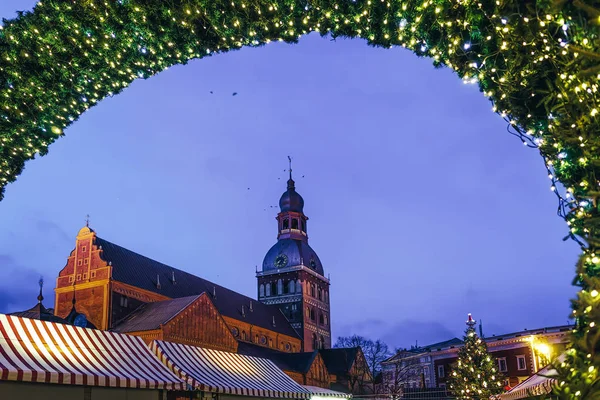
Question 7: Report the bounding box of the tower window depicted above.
[271,282,277,296]
[324,314,328,326]
[287,280,294,294]
[301,220,306,231]
[277,279,283,295]
[320,335,325,349]
[242,331,247,341]
[296,280,302,293]
[266,283,271,297]
[282,219,289,230]
[259,284,265,298]
[306,307,310,319]
[292,219,299,230]
[310,284,315,297]
[310,308,315,321]
[319,313,324,325]
[317,288,322,301]
[312,334,318,350]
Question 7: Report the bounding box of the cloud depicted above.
[35,219,71,243]
[335,318,456,351]
[0,254,44,313]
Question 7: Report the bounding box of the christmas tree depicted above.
[448,314,504,399]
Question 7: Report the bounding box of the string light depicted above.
[0,1,598,396]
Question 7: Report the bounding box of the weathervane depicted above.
[85,214,90,227]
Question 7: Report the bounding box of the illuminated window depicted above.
[498,358,508,372]
[516,355,526,370]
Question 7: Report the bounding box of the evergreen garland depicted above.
[447,315,503,400]
[0,1,599,397]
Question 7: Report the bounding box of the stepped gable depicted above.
[95,237,299,339]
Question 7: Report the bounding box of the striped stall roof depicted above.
[151,340,312,398]
[498,361,559,400]
[0,314,184,390]
[303,385,351,398]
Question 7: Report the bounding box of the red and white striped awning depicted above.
[0,314,184,390]
[303,385,351,398]
[151,340,312,398]
[498,362,558,400]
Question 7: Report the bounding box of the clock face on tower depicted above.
[274,254,288,269]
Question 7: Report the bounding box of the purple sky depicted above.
[0,1,579,349]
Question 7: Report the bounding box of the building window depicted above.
[82,246,86,252]
[312,334,318,349]
[82,273,88,279]
[310,308,315,321]
[90,271,96,279]
[241,331,247,341]
[266,283,271,296]
[516,355,526,371]
[283,219,289,230]
[437,365,445,378]
[319,313,324,325]
[498,358,508,372]
[292,219,298,230]
[320,335,325,349]
[77,260,83,266]
[310,284,315,297]
[69,276,75,283]
[296,280,302,293]
[277,279,283,295]
[255,335,259,343]
[259,284,265,297]
[306,307,310,319]
[301,220,306,231]
[317,289,322,301]
[120,296,128,308]
[324,314,328,326]
[76,274,81,281]
[287,280,294,293]
[269,338,273,347]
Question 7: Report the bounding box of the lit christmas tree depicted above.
[448,314,504,399]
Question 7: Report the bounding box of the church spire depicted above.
[287,156,295,190]
[37,277,44,304]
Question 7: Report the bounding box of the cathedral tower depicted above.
[257,160,331,351]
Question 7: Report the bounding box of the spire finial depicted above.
[37,277,44,304]
[286,156,295,190]
[85,214,90,227]
[288,156,292,180]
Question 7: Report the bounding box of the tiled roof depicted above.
[319,348,360,376]
[237,342,318,374]
[10,303,69,325]
[422,337,463,351]
[95,237,299,339]
[112,295,200,333]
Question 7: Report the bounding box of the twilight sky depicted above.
[0,1,580,349]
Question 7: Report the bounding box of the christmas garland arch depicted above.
[0,0,599,397]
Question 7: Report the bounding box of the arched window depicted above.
[277,279,283,295]
[310,308,315,321]
[317,288,322,301]
[242,331,247,341]
[312,334,318,350]
[296,280,302,293]
[324,314,328,326]
[255,335,259,343]
[319,313,324,325]
[269,338,273,347]
[292,219,299,229]
[288,280,294,293]
[271,282,277,296]
[259,284,265,298]
[310,284,315,297]
[282,218,289,230]
[301,220,306,232]
[320,335,325,349]
[266,283,271,297]
[306,307,310,319]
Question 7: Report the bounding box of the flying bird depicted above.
[210,91,213,94]
[232,92,238,96]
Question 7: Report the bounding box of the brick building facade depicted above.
[382,324,570,392]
